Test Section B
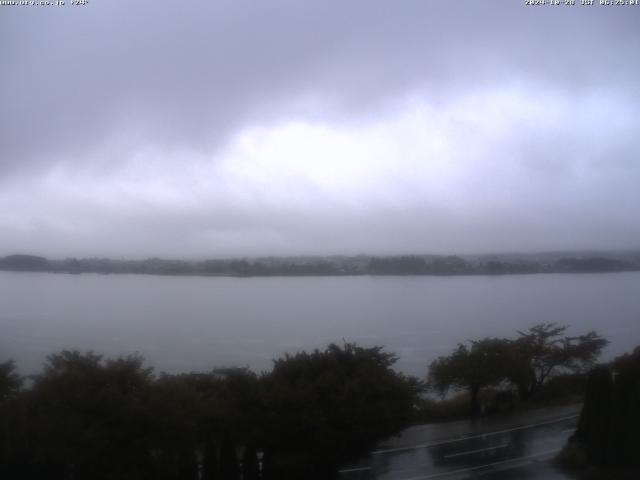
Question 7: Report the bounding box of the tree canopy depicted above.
[427,323,608,415]
[510,323,608,400]
[0,360,22,403]
[263,343,423,477]
[0,343,422,480]
[428,338,511,416]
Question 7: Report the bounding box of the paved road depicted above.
[339,406,581,480]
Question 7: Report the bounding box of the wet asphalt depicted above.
[339,405,581,480]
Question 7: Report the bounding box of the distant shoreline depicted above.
[2,270,639,280]
[2,252,638,278]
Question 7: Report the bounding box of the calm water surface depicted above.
[1,271,639,376]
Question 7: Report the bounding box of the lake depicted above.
[1,271,639,377]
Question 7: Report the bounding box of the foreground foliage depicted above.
[427,323,607,416]
[567,346,640,468]
[0,343,422,480]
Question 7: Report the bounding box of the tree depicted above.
[262,343,423,478]
[509,323,608,401]
[0,360,22,403]
[568,346,640,468]
[27,350,154,480]
[0,360,24,477]
[427,338,511,417]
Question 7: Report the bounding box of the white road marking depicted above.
[443,443,508,459]
[338,466,372,473]
[372,414,578,455]
[399,448,562,480]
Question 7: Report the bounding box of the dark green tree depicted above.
[0,360,22,402]
[570,346,640,468]
[509,323,608,400]
[262,343,423,478]
[427,338,511,417]
[144,368,264,480]
[27,350,154,480]
[0,360,24,477]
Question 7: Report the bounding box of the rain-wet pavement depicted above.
[339,405,582,480]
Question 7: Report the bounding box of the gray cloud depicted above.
[1,1,639,257]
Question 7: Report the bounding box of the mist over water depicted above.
[2,270,639,377]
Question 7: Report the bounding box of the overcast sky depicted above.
[1,1,639,258]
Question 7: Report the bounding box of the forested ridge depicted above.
[1,252,639,277]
